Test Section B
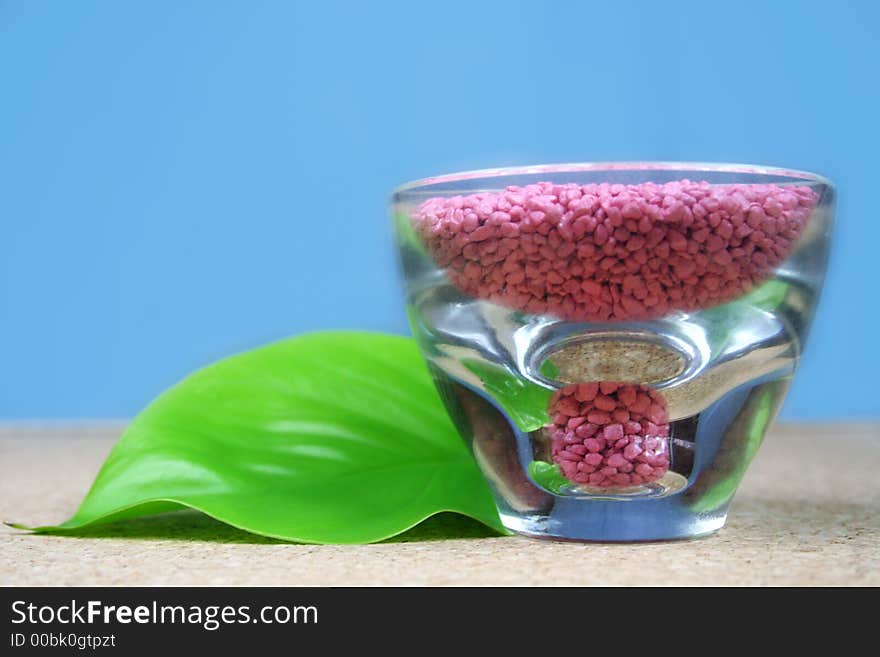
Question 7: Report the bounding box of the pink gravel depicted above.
[548,382,671,488]
[414,180,818,321]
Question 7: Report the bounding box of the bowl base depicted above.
[499,507,727,542]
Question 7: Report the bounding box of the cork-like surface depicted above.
[1,422,878,586]
[549,339,686,385]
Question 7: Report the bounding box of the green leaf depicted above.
[739,279,789,311]
[393,210,429,257]
[699,280,791,353]
[687,381,785,513]
[539,359,560,380]
[16,332,505,543]
[527,460,569,494]
[461,359,553,432]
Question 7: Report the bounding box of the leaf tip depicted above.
[4,520,29,530]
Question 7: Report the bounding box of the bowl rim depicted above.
[392,161,834,194]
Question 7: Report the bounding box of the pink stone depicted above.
[575,423,597,438]
[631,393,651,414]
[618,386,637,406]
[603,423,624,441]
[594,394,617,411]
[587,410,611,425]
[583,438,602,453]
[556,396,580,416]
[575,382,599,401]
[414,180,816,322]
[468,225,495,242]
[647,403,668,424]
[547,382,670,487]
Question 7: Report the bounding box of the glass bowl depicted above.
[391,162,834,541]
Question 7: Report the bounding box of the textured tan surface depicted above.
[1,422,878,586]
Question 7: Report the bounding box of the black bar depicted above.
[0,586,861,651]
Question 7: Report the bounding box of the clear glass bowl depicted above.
[391,163,834,541]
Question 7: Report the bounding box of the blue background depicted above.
[1,0,878,419]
